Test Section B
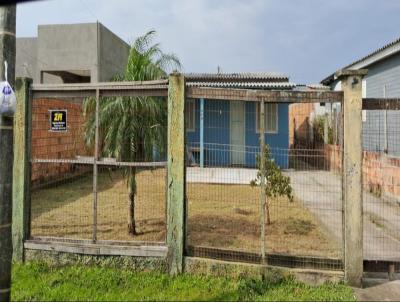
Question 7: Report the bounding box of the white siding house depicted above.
[321,38,400,156]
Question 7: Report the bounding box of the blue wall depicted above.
[186,99,289,168]
[245,102,289,168]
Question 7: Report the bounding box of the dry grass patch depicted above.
[31,168,339,258]
[187,183,339,257]
[31,168,166,242]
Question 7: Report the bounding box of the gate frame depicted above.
[12,78,169,261]
[12,72,370,287]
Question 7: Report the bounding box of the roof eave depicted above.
[320,37,400,85]
[320,74,335,85]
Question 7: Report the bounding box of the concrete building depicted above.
[16,22,130,84]
[321,37,400,156]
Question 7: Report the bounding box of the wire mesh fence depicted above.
[185,98,343,267]
[30,96,95,240]
[31,163,94,240]
[186,143,260,253]
[362,105,400,262]
[29,92,167,244]
[97,165,166,243]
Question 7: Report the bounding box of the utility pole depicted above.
[0,4,16,302]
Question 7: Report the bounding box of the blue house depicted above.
[185,73,295,169]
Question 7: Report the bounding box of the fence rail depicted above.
[31,81,169,98]
[32,158,167,167]
[186,86,343,103]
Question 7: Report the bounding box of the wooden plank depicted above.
[31,82,168,99]
[186,246,343,270]
[31,80,168,91]
[24,240,167,257]
[93,89,99,243]
[101,88,167,98]
[259,100,266,264]
[199,98,205,168]
[187,86,258,101]
[32,90,95,99]
[31,158,167,167]
[362,98,400,110]
[32,87,168,99]
[167,73,186,275]
[30,236,165,246]
[187,87,343,103]
[12,77,32,262]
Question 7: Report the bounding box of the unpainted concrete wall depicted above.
[16,37,37,81]
[17,23,130,84]
[99,23,130,81]
[37,23,98,83]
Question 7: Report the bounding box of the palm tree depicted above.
[83,30,181,235]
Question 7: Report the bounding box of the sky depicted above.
[16,0,400,84]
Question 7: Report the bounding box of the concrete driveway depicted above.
[187,167,400,261]
[287,170,400,261]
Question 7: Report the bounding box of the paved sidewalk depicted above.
[354,280,400,301]
[287,170,400,261]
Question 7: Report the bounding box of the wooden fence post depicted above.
[337,69,367,287]
[12,77,32,262]
[167,73,186,275]
[259,99,266,264]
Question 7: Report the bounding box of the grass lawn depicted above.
[31,168,340,257]
[12,262,355,301]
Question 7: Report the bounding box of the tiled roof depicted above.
[186,81,295,89]
[295,84,330,91]
[184,72,288,82]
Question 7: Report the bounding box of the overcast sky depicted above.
[16,0,400,84]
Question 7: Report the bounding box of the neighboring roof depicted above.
[321,37,400,85]
[184,72,289,82]
[184,72,292,90]
[186,81,295,90]
[294,84,330,91]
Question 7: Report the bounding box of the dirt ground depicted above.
[31,168,340,258]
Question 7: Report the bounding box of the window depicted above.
[256,103,278,133]
[186,99,195,132]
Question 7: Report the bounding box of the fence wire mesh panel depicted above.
[31,163,94,240]
[362,101,400,262]
[185,98,261,257]
[30,96,94,239]
[97,165,166,243]
[281,101,342,264]
[29,87,168,245]
[185,95,343,269]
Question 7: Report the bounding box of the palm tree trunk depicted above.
[266,198,271,225]
[128,167,137,235]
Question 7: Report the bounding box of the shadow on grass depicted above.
[31,169,129,220]
[188,214,260,250]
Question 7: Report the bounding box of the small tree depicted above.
[250,145,293,225]
[83,30,181,236]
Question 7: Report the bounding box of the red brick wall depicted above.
[324,144,342,173]
[362,152,400,197]
[324,144,400,197]
[31,99,91,185]
[289,103,314,147]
